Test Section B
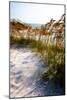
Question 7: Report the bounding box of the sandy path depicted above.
[10,47,46,98]
[10,47,63,98]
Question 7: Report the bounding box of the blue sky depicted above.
[10,2,64,24]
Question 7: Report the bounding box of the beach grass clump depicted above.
[42,44,65,87]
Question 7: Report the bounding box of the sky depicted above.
[10,2,64,24]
